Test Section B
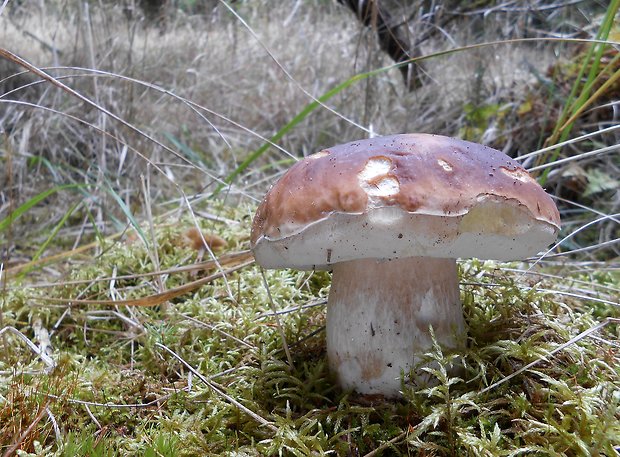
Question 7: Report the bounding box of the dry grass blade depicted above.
[260,268,295,371]
[42,391,178,409]
[527,143,620,172]
[527,213,619,269]
[1,66,294,161]
[0,53,237,205]
[9,251,251,289]
[532,287,618,307]
[0,49,196,171]
[478,317,620,396]
[532,238,619,259]
[30,254,254,307]
[179,313,256,349]
[0,326,55,373]
[218,0,371,135]
[514,123,620,162]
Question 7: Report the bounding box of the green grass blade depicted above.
[211,72,369,196]
[102,175,148,247]
[16,200,83,278]
[558,59,620,133]
[539,0,619,184]
[163,131,210,168]
[549,0,619,143]
[30,200,82,263]
[82,203,106,246]
[0,184,85,233]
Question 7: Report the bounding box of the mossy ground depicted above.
[1,203,618,456]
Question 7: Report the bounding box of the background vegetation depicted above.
[0,0,618,455]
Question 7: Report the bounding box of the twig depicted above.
[156,342,278,432]
[84,404,102,430]
[179,313,255,349]
[254,298,327,320]
[478,318,620,395]
[363,430,408,457]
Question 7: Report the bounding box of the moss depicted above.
[1,203,618,455]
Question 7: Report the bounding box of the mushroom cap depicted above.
[251,134,560,270]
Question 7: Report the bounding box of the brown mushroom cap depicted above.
[251,134,560,270]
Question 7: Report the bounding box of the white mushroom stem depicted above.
[326,256,466,397]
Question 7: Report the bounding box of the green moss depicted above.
[1,204,618,455]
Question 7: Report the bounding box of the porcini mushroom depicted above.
[251,133,560,397]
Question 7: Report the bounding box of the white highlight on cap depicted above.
[437,159,453,171]
[358,157,400,198]
[501,167,533,182]
[308,150,330,160]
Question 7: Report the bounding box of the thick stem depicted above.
[327,257,465,397]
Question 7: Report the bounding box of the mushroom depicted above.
[250,133,560,398]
